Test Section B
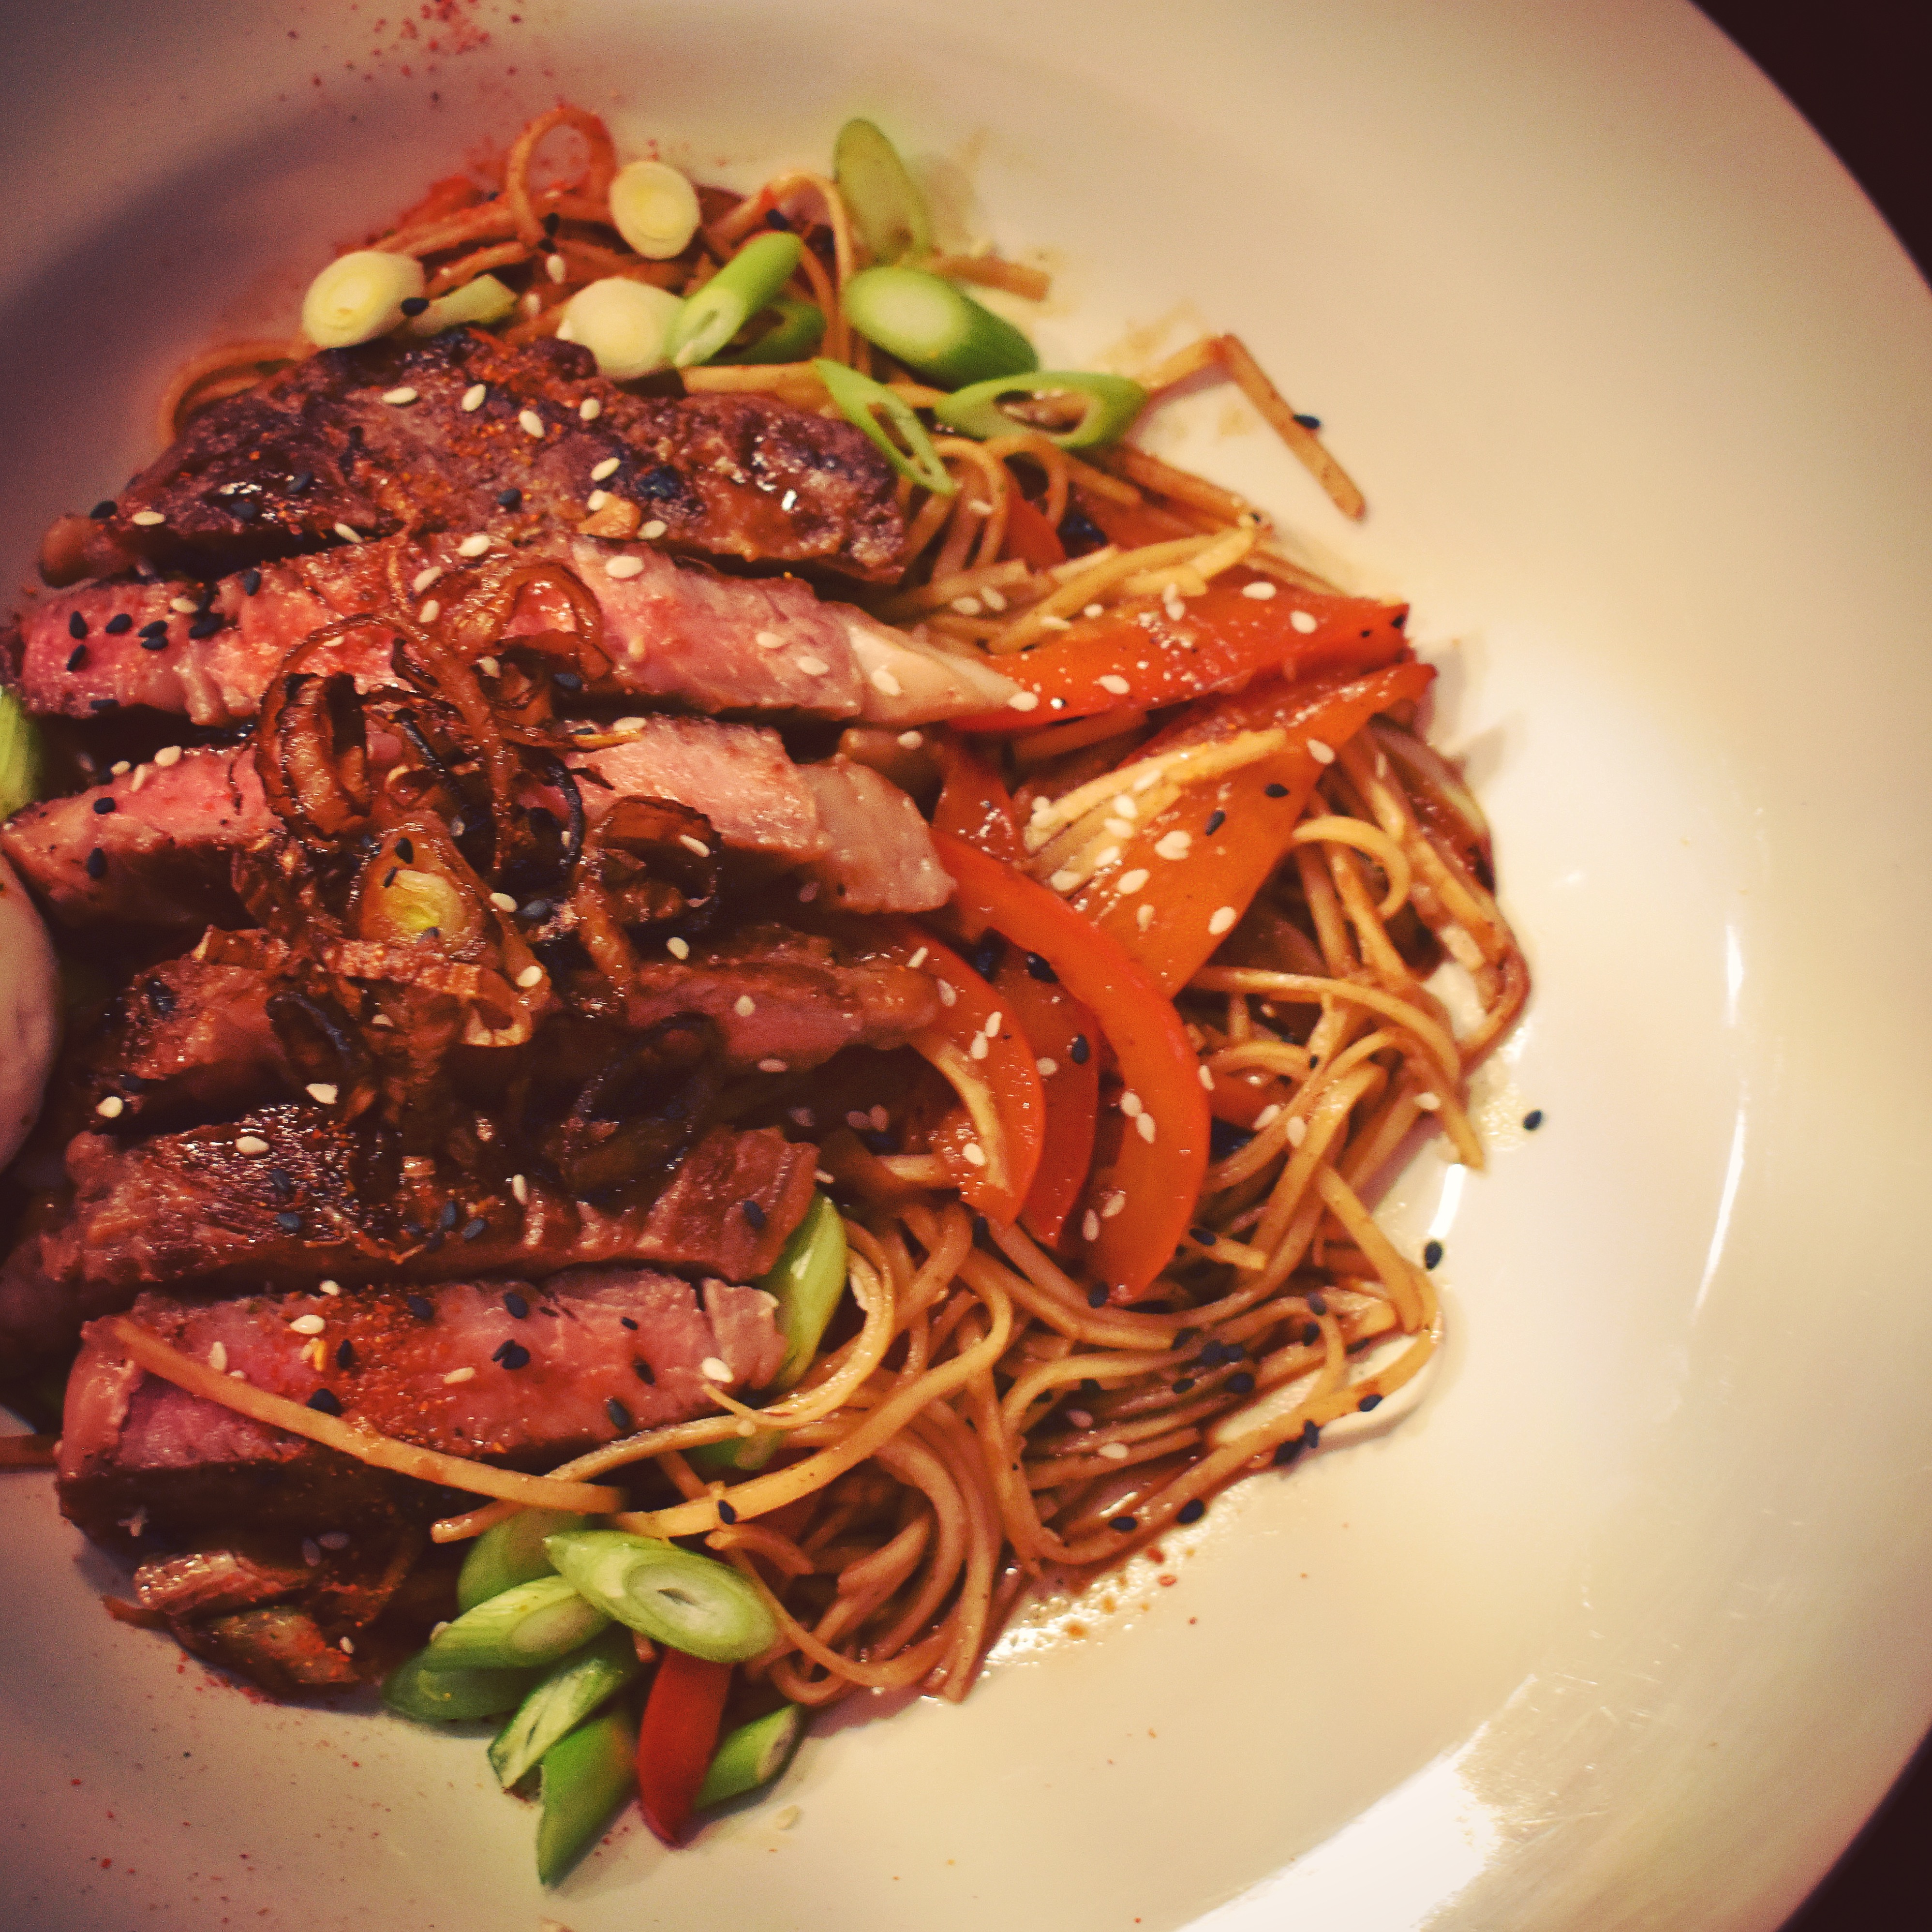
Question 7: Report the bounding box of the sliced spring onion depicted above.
[766,1191,849,1390]
[545,1530,778,1663]
[670,233,803,369]
[381,1648,535,1723]
[425,1573,609,1671]
[407,272,517,336]
[489,1624,643,1789]
[555,277,684,380]
[609,158,702,259]
[457,1508,591,1614]
[833,119,931,265]
[535,1706,636,1887]
[301,250,426,348]
[840,265,1037,386]
[814,359,956,496]
[714,294,826,365]
[695,1704,804,1810]
[936,370,1148,450]
[0,688,45,818]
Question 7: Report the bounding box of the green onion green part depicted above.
[0,688,45,818]
[380,1648,535,1723]
[766,1191,849,1390]
[489,1624,643,1790]
[536,1706,637,1887]
[840,265,1038,386]
[833,119,932,266]
[814,359,956,497]
[714,294,827,365]
[695,1703,804,1809]
[426,1572,609,1671]
[670,232,803,369]
[406,273,517,337]
[545,1530,778,1663]
[457,1508,591,1613]
[936,370,1149,450]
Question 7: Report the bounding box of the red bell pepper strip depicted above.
[636,1649,731,1847]
[950,582,1410,733]
[991,950,1100,1247]
[1072,659,1436,996]
[999,490,1067,568]
[933,832,1209,1303]
[876,923,1045,1224]
[932,739,1023,862]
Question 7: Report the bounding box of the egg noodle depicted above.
[127,106,1527,1710]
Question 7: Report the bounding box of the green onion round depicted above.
[936,370,1149,449]
[840,265,1037,386]
[546,1530,777,1663]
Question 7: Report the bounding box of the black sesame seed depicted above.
[1422,1239,1443,1270]
[1172,1377,1196,1396]
[1176,1498,1207,1525]
[1174,1327,1199,1347]
[69,610,89,640]
[65,645,88,672]
[1523,1109,1544,1130]
[764,208,792,231]
[496,487,523,509]
[89,698,118,712]
[1306,1293,1327,1317]
[287,470,313,495]
[405,1294,435,1322]
[716,1500,739,1524]
[1301,1421,1321,1450]
[306,1388,342,1415]
[1226,1370,1256,1397]
[104,613,133,634]
[1271,1439,1302,1466]
[145,978,177,1016]
[335,1339,356,1369]
[606,1397,632,1432]
[1204,808,1225,836]
[400,295,430,316]
[972,1215,992,1245]
[138,617,168,636]
[969,934,1006,979]
[382,867,399,889]
[267,1166,293,1198]
[741,1199,767,1231]
[1023,951,1058,982]
[1188,1224,1217,1246]
[1301,1322,1321,1346]
[1081,1378,1102,1396]
[423,1230,445,1251]
[1208,1118,1253,1159]
[91,796,118,816]
[188,613,224,639]
[551,669,583,692]
[437,1198,459,1232]
[1069,1033,1091,1065]
[1358,1392,1383,1412]
[1086,1285,1108,1308]
[140,632,170,652]
[273,1210,303,1234]
[89,500,117,520]
[618,1314,638,1331]
[1293,412,1322,430]
[1109,1514,1138,1533]
[84,848,108,880]
[241,568,262,596]
[542,211,562,237]
[504,1291,529,1319]
[230,497,262,522]
[493,1339,531,1369]
[401,1219,423,1239]
[395,837,414,863]
[462,1217,488,1242]
[633,1358,654,1383]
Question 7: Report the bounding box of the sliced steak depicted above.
[57,1268,785,1542]
[796,759,953,912]
[0,744,263,927]
[48,330,903,586]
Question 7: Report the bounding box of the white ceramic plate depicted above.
[4,3,1930,1928]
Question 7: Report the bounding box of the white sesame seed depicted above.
[235,1134,270,1156]
[334,522,363,544]
[797,881,819,902]
[461,383,488,412]
[737,1419,758,1437]
[983,1012,1002,1038]
[208,1341,228,1372]
[94,1095,124,1119]
[546,253,567,282]
[1415,1091,1442,1112]
[589,456,622,483]
[907,946,929,970]
[443,1366,476,1385]
[579,396,602,422]
[935,980,956,1007]
[418,599,441,623]
[1241,580,1278,600]
[302,1538,322,1566]
[1008,691,1041,712]
[950,596,983,616]
[154,744,183,768]
[605,554,645,579]
[1119,1091,1144,1118]
[677,834,712,859]
[981,586,1008,612]
[870,666,904,698]
[519,408,546,438]
[969,1034,990,1061]
[757,1058,788,1073]
[1082,1210,1101,1242]
[289,1313,327,1336]
[1064,1408,1094,1430]
[666,936,691,961]
[1036,1056,1059,1078]
[1098,1441,1130,1461]
[700,1356,732,1382]
[1207,905,1238,936]
[456,533,491,558]
[1286,1116,1308,1148]
[961,1141,987,1168]
[129,766,149,792]
[1285,608,1322,636]
[1155,831,1192,861]
[1101,1190,1127,1219]
[382,386,419,406]
[751,630,784,651]
[869,1106,889,1131]
[511,1174,530,1205]
[229,1368,247,1381]
[897,729,924,748]
[1083,603,1105,619]
[585,490,609,512]
[1097,674,1131,696]
[1135,1113,1157,1144]
[1137,904,1156,931]
[1048,868,1082,893]
[306,1082,339,1106]
[845,1110,872,1131]
[640,519,668,540]
[319,1531,350,1550]
[1255,1103,1283,1129]
[1118,868,1150,894]
[733,995,756,1017]
[1198,1064,1216,1090]
[791,654,830,677]
[412,565,444,594]
[1307,738,1335,765]
[319,1279,342,1295]
[788,1107,816,1128]
[130,509,166,527]
[489,891,517,912]
[170,595,200,614]
[515,964,544,989]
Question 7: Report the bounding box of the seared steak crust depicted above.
[54,331,904,585]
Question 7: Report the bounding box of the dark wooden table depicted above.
[1691,7,1929,1925]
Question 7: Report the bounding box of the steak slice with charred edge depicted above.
[57,1269,785,1545]
[43,331,903,587]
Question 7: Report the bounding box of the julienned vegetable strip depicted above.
[104,1316,624,1513]
[931,833,1210,1302]
[636,1649,732,1846]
